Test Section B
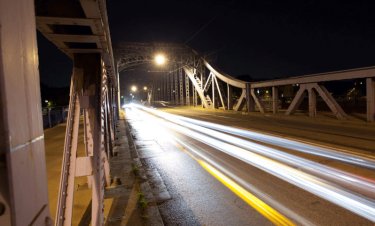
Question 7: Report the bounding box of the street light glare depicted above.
[132,86,137,91]
[144,87,147,90]
[156,55,165,64]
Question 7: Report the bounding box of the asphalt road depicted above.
[125,105,375,226]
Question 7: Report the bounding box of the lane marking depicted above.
[171,140,295,226]
[200,160,296,226]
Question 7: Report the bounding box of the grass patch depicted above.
[139,198,148,209]
[141,214,149,219]
[137,191,144,197]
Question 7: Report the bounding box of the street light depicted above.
[144,86,147,90]
[132,86,137,91]
[156,55,165,64]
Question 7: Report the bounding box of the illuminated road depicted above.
[125,104,375,225]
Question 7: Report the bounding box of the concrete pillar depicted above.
[0,0,52,225]
[367,78,375,122]
[272,86,279,114]
[308,87,316,117]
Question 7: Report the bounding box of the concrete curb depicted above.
[124,119,165,226]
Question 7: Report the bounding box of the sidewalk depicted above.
[44,113,164,225]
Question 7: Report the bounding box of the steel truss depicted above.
[55,54,116,226]
[115,42,375,122]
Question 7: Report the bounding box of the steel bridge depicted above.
[1,0,375,226]
[117,42,375,122]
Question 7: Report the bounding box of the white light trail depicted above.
[129,104,375,222]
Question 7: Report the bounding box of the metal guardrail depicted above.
[42,106,68,129]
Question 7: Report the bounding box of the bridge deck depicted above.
[158,106,375,152]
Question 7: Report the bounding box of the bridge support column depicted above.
[186,70,190,106]
[0,0,53,224]
[164,74,167,101]
[272,86,279,114]
[170,65,174,103]
[235,88,246,111]
[307,84,316,117]
[228,84,233,110]
[251,88,266,113]
[174,64,179,104]
[286,83,348,120]
[245,83,255,112]
[179,67,184,105]
[367,78,375,122]
[286,84,307,115]
[201,61,206,108]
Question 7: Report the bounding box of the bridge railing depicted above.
[42,106,69,129]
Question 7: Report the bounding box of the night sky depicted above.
[37,0,375,88]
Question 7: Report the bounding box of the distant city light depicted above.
[144,86,147,90]
[156,55,165,64]
[257,90,260,94]
[45,100,48,103]
[132,86,137,91]
[266,90,268,93]
[121,96,123,98]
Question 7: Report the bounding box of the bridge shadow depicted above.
[348,113,367,122]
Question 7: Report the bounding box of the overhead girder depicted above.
[115,42,247,111]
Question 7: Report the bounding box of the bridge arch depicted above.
[115,42,248,110]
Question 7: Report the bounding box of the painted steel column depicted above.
[116,66,121,119]
[193,86,196,106]
[186,69,190,105]
[170,65,174,103]
[180,67,184,105]
[367,78,375,122]
[164,73,167,101]
[0,0,53,225]
[246,83,255,112]
[212,76,215,109]
[308,86,316,117]
[174,64,179,104]
[201,60,206,108]
[272,86,279,114]
[227,84,233,110]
